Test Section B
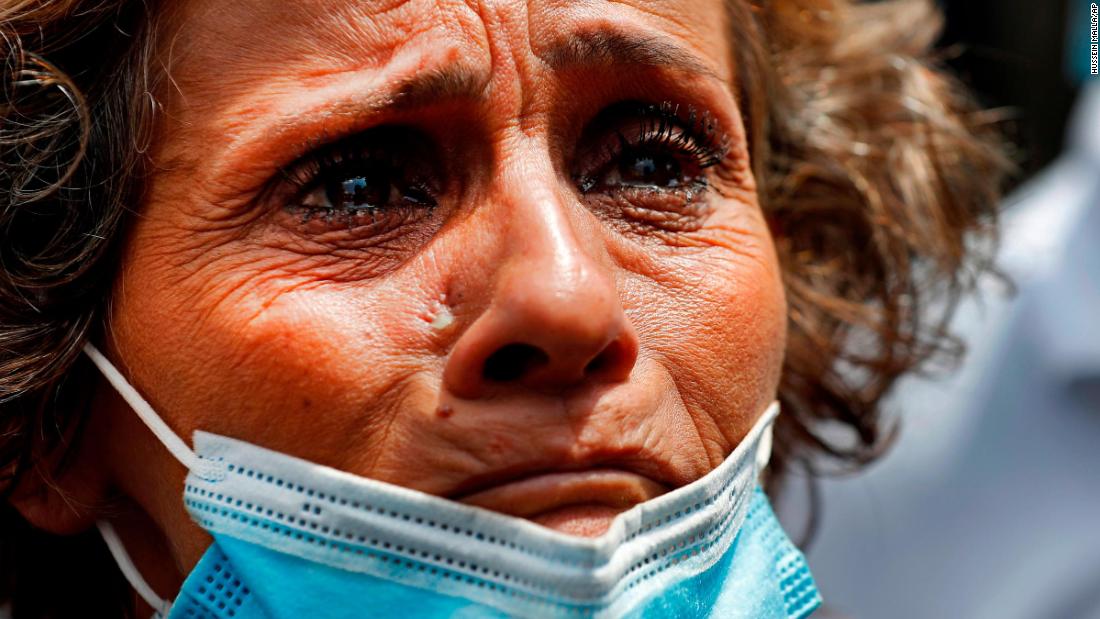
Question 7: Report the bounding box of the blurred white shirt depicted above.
[783,85,1100,619]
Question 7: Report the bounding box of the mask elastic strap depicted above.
[97,521,172,616]
[84,342,216,618]
[755,401,777,472]
[83,342,222,480]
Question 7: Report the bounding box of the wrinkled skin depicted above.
[13,0,786,609]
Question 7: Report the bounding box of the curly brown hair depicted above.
[0,0,1009,616]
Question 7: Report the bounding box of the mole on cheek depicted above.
[436,403,455,419]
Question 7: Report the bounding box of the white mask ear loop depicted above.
[83,342,222,480]
[754,400,779,475]
[84,342,221,617]
[96,521,172,617]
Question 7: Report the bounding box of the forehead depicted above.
[162,0,734,95]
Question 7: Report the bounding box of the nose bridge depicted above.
[442,147,639,399]
[498,153,600,290]
[496,160,616,340]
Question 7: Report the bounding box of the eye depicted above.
[575,101,727,195]
[607,145,686,189]
[278,126,441,231]
[299,163,436,212]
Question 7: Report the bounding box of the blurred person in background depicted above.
[789,1,1100,617]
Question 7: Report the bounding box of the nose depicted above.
[443,189,639,400]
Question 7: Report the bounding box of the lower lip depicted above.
[530,504,628,537]
[456,470,668,536]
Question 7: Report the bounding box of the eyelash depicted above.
[270,100,730,235]
[575,101,729,194]
[276,130,439,230]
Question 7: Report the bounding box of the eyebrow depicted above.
[388,64,490,111]
[538,29,720,80]
[357,29,720,114]
[253,28,719,166]
[258,64,490,147]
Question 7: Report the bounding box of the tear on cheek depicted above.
[430,304,454,330]
[420,291,454,331]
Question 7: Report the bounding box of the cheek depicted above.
[623,197,786,445]
[111,232,449,470]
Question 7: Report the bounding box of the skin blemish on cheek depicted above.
[430,304,454,330]
[421,292,454,331]
[436,403,455,419]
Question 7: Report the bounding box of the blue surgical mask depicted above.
[85,343,821,618]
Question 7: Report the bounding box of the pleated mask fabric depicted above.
[84,343,821,618]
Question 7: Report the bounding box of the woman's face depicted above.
[94,0,785,576]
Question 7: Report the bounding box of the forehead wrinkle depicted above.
[536,28,720,81]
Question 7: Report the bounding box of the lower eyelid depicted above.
[277,201,433,237]
[582,180,713,232]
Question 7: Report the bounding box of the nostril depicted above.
[584,336,634,382]
[584,353,606,375]
[483,343,549,382]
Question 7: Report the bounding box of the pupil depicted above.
[342,177,367,197]
[622,150,681,187]
[633,157,657,178]
[332,173,385,209]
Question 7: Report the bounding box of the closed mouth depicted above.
[454,469,669,519]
